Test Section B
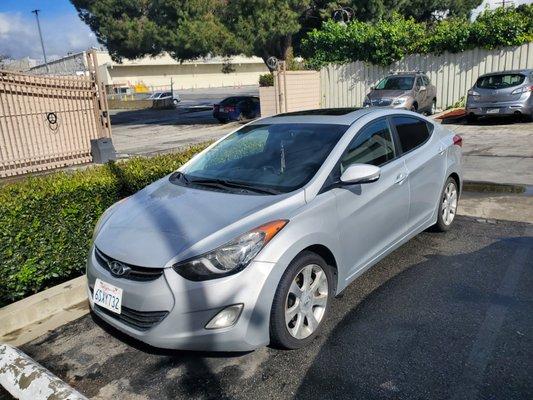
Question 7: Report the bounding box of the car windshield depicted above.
[375,76,414,90]
[175,123,348,194]
[476,74,526,89]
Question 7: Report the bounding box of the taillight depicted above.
[453,135,463,147]
[511,85,533,95]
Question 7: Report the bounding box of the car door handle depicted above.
[395,173,408,184]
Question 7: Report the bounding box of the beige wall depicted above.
[320,42,533,109]
[107,63,268,90]
[259,71,321,117]
[95,51,269,90]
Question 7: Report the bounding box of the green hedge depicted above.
[302,5,533,68]
[0,143,209,307]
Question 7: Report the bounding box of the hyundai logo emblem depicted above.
[108,260,131,276]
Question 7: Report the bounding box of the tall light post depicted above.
[31,9,49,73]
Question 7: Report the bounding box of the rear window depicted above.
[220,97,245,105]
[375,76,415,91]
[476,74,525,89]
[392,116,431,153]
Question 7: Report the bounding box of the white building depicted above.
[29,50,268,92]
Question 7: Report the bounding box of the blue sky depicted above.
[0,0,98,61]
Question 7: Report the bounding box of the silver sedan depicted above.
[87,108,462,351]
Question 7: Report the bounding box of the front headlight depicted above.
[467,89,480,96]
[173,220,288,281]
[392,96,408,105]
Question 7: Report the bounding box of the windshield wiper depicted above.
[189,178,280,195]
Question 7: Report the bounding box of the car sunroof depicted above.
[272,108,361,117]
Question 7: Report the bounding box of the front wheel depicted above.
[270,251,333,349]
[434,177,458,232]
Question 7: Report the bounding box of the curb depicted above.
[0,343,88,399]
[463,181,527,194]
[0,276,88,346]
[432,107,466,122]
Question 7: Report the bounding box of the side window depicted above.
[422,76,430,86]
[340,119,396,172]
[392,116,431,153]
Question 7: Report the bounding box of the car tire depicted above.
[466,114,478,123]
[216,118,226,124]
[173,99,179,106]
[270,251,334,350]
[410,103,418,112]
[428,99,436,115]
[433,176,459,232]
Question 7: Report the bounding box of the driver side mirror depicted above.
[340,164,381,184]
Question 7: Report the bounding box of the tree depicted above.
[71,0,483,68]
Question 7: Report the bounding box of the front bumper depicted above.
[87,246,276,351]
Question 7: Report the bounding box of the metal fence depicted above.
[0,51,111,178]
[320,42,533,109]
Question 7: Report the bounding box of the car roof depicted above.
[253,107,380,126]
[478,69,533,78]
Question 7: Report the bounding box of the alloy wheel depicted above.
[285,264,328,339]
[441,181,458,225]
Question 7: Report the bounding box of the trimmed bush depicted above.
[259,73,274,87]
[0,143,209,307]
[302,5,533,68]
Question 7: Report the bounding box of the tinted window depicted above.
[179,123,348,193]
[392,116,431,153]
[340,119,395,172]
[476,74,525,89]
[375,76,414,90]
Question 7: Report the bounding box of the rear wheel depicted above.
[434,177,458,232]
[410,102,418,112]
[428,99,436,115]
[270,251,333,349]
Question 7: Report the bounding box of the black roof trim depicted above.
[271,108,361,117]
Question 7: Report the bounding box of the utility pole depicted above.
[31,9,49,73]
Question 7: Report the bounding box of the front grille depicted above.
[370,99,392,106]
[96,304,169,331]
[89,287,169,331]
[94,247,164,281]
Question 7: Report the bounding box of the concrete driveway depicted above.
[443,117,533,186]
[10,217,532,400]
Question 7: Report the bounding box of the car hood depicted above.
[94,177,304,268]
[368,90,411,99]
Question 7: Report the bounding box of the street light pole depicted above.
[31,9,49,73]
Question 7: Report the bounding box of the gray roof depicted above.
[478,69,533,78]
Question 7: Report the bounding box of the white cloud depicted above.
[0,11,98,61]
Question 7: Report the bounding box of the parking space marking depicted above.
[452,226,532,400]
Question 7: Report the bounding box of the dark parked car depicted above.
[466,69,533,121]
[213,96,260,123]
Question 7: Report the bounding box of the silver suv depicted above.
[364,72,437,114]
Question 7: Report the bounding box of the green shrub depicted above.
[302,5,533,68]
[0,143,209,307]
[259,73,274,87]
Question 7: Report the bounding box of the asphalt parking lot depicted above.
[4,216,531,400]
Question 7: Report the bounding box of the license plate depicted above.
[93,278,122,314]
[486,108,500,114]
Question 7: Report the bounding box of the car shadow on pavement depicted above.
[293,233,533,400]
